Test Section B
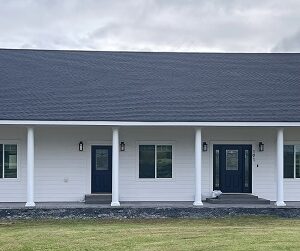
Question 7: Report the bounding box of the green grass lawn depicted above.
[0,217,299,250]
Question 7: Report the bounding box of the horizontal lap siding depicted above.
[0,127,27,202]
[34,162,86,201]
[119,127,197,201]
[0,170,28,202]
[33,132,87,202]
[205,127,277,201]
[284,180,300,201]
[33,127,111,202]
[0,126,112,202]
[253,134,276,201]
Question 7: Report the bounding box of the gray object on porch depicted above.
[206,194,270,204]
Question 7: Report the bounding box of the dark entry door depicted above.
[91,146,112,193]
[213,144,252,193]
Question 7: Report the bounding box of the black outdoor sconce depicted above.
[259,142,264,152]
[202,142,208,152]
[79,141,84,152]
[120,141,125,151]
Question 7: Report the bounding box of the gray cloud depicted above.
[0,0,299,52]
[272,30,300,52]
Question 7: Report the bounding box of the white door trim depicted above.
[209,140,256,195]
[85,141,112,195]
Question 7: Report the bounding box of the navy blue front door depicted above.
[213,144,252,193]
[91,146,112,193]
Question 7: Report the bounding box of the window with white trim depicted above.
[139,145,172,178]
[284,145,300,178]
[0,144,18,179]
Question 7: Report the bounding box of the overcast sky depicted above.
[0,0,299,52]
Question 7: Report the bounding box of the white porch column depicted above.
[111,127,120,207]
[275,128,286,206]
[25,127,35,207]
[193,127,203,206]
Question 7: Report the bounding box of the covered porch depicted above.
[0,123,299,207]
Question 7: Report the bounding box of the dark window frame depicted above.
[138,144,173,179]
[0,143,18,179]
[284,144,300,179]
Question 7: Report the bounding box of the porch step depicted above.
[215,194,259,200]
[85,194,112,204]
[206,194,270,204]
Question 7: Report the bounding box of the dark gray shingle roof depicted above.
[0,49,300,122]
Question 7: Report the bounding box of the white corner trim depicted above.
[0,120,300,127]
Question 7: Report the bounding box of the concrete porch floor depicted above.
[0,201,300,209]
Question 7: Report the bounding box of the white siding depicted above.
[119,127,196,201]
[0,126,27,202]
[0,125,300,202]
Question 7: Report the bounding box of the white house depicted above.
[0,49,300,207]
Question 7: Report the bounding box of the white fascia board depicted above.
[0,120,300,127]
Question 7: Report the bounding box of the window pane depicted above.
[214,149,220,189]
[95,149,109,170]
[4,144,17,178]
[245,150,249,188]
[226,150,238,170]
[139,145,155,178]
[284,145,294,178]
[157,145,172,178]
[296,146,300,178]
[0,144,3,178]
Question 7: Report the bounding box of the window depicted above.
[214,149,220,189]
[284,145,300,178]
[245,150,250,188]
[139,145,172,178]
[0,144,18,179]
[226,150,239,170]
[157,145,172,178]
[95,149,109,171]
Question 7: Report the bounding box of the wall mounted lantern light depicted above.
[259,142,264,152]
[120,142,125,151]
[202,142,208,152]
[79,141,84,152]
